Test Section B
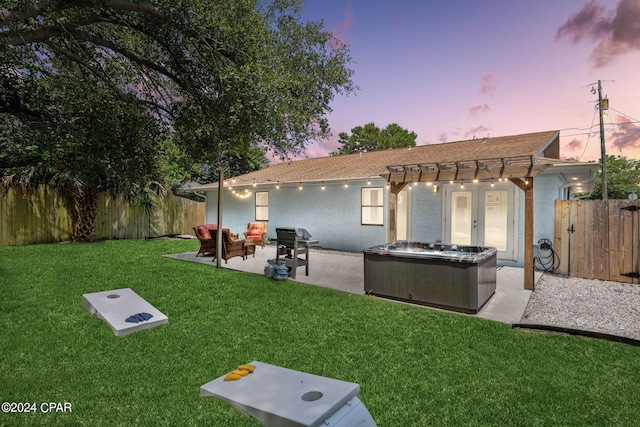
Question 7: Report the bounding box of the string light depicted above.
[298,182,303,190]
[321,182,325,190]
[232,188,252,199]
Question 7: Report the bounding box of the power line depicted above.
[578,105,598,160]
[609,107,640,123]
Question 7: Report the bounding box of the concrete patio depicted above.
[165,244,542,325]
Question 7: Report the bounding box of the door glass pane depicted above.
[451,191,471,245]
[396,189,408,240]
[484,191,507,251]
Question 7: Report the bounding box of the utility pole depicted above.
[590,80,611,279]
[597,80,608,200]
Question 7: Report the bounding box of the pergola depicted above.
[381,154,557,290]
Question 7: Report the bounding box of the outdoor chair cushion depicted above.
[193,224,218,256]
[196,224,218,240]
[244,222,267,248]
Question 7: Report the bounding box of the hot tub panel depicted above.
[364,242,497,313]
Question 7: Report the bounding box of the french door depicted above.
[396,189,410,240]
[443,183,518,260]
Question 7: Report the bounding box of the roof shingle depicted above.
[192,130,565,189]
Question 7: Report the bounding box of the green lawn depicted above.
[1,239,639,426]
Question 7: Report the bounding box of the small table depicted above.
[244,241,256,258]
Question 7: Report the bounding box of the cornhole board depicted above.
[200,361,375,427]
[82,288,168,337]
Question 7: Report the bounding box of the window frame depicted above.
[361,187,384,226]
[255,191,269,221]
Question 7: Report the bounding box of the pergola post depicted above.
[510,177,535,290]
[216,168,224,268]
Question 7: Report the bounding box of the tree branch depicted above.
[0,0,167,26]
[72,31,184,87]
[45,40,128,99]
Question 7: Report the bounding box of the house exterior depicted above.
[191,131,598,281]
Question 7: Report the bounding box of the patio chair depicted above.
[193,224,218,257]
[212,228,249,263]
[243,222,268,248]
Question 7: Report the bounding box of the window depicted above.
[361,188,384,225]
[255,191,269,221]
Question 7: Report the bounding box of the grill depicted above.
[363,241,497,313]
[275,228,317,279]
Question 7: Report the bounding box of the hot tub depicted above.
[363,241,497,313]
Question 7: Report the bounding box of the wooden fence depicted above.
[554,199,640,283]
[0,186,204,246]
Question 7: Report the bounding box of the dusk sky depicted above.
[293,0,640,163]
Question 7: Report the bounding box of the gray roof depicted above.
[192,130,589,189]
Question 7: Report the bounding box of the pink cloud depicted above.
[556,0,640,68]
[564,138,585,152]
[611,115,640,151]
[328,3,354,51]
[414,49,427,62]
[480,72,496,96]
[469,104,490,117]
[464,126,490,139]
[556,0,610,43]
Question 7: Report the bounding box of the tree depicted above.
[587,155,640,200]
[0,0,356,240]
[1,63,165,241]
[1,0,355,158]
[330,122,417,155]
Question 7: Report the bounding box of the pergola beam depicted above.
[510,177,535,290]
[385,155,541,290]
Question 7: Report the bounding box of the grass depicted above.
[1,239,639,426]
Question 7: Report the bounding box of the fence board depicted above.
[554,199,570,275]
[592,200,605,280]
[574,200,588,278]
[621,201,634,282]
[554,199,640,283]
[1,185,204,246]
[634,202,640,280]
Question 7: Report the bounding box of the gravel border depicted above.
[519,274,640,341]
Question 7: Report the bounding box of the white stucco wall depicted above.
[204,178,388,252]
[504,174,563,267]
[203,175,565,267]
